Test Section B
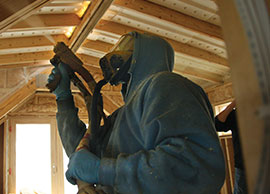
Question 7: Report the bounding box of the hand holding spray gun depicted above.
[47,42,105,194]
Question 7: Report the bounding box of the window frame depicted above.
[7,116,64,194]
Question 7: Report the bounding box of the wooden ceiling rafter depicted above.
[77,53,100,67]
[111,0,222,39]
[69,0,114,51]
[0,78,36,120]
[0,34,68,50]
[81,39,113,53]
[147,0,220,26]
[102,9,226,58]
[0,51,53,65]
[174,67,224,84]
[110,0,224,42]
[0,62,50,70]
[0,0,53,33]
[10,13,80,30]
[37,2,84,14]
[0,35,68,56]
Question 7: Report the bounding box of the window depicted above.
[16,124,51,194]
[7,117,88,194]
[8,118,64,194]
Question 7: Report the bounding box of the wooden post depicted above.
[0,123,4,194]
[217,0,270,193]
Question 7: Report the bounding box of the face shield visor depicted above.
[99,34,134,85]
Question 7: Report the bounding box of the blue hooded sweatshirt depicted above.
[56,32,225,194]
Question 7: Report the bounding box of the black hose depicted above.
[90,79,108,146]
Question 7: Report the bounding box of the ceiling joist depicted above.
[10,14,80,30]
[69,0,114,51]
[0,34,68,50]
[0,62,50,70]
[0,78,36,120]
[82,39,113,53]
[112,0,223,40]
[77,53,100,67]
[0,0,53,33]
[174,67,224,84]
[0,51,53,65]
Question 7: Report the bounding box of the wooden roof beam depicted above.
[0,62,50,69]
[0,79,36,120]
[111,0,223,40]
[9,14,80,30]
[0,0,52,33]
[0,34,68,50]
[81,40,113,53]
[205,82,233,105]
[69,0,114,52]
[77,53,100,67]
[0,51,53,65]
[174,67,224,84]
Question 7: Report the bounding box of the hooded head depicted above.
[100,31,174,101]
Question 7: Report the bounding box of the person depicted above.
[215,101,248,194]
[48,31,225,194]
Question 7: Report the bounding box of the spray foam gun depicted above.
[46,42,106,194]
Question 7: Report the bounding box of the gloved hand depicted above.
[47,62,72,100]
[65,149,101,185]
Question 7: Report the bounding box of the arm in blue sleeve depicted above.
[98,74,225,194]
[56,97,86,157]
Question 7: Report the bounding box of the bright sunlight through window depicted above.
[16,124,51,194]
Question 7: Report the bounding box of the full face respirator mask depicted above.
[99,34,134,85]
[90,34,135,149]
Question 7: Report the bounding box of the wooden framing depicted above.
[51,118,65,194]
[8,116,64,194]
[82,40,114,53]
[112,0,223,40]
[10,14,80,30]
[0,123,4,194]
[206,83,234,106]
[7,119,15,194]
[69,0,114,52]
[0,62,50,70]
[217,0,269,193]
[0,35,68,50]
[219,135,234,194]
[174,66,224,84]
[0,79,36,120]
[0,51,53,65]
[77,53,100,67]
[0,0,52,33]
